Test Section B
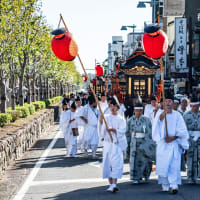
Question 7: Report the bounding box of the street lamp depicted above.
[120,24,136,50]
[137,0,159,24]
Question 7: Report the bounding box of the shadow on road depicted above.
[41,180,200,200]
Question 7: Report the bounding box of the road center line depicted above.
[12,130,61,200]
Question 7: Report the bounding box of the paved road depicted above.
[1,123,200,200]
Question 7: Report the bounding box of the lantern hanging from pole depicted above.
[142,24,168,59]
[95,64,104,77]
[82,76,87,82]
[51,27,78,61]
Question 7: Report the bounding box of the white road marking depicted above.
[31,177,130,186]
[12,130,61,200]
[88,161,102,168]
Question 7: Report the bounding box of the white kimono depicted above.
[98,114,127,179]
[76,106,86,151]
[81,104,100,151]
[59,110,78,156]
[144,104,155,119]
[152,110,189,186]
[119,104,126,119]
[99,101,108,113]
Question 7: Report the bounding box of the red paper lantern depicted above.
[51,28,78,61]
[95,65,104,76]
[82,76,87,82]
[142,25,168,59]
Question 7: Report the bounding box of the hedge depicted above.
[32,101,46,111]
[44,96,62,107]
[0,113,12,127]
[0,96,62,127]
[25,103,35,114]
[15,106,30,118]
[7,109,21,122]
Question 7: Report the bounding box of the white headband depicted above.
[174,100,179,103]
[134,107,143,110]
[190,102,200,105]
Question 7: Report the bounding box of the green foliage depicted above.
[44,99,53,107]
[7,110,21,122]
[0,113,12,127]
[43,96,62,107]
[32,101,46,111]
[52,96,62,103]
[25,103,35,114]
[15,106,30,118]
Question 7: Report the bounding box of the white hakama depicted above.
[98,114,127,179]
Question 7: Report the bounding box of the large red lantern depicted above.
[95,64,104,77]
[51,28,78,61]
[142,25,168,59]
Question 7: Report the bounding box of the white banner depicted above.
[175,18,187,70]
[164,0,185,16]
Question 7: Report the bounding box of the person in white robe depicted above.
[152,92,189,194]
[75,97,85,152]
[119,102,126,119]
[80,95,100,158]
[98,97,127,192]
[173,98,180,111]
[59,102,78,157]
[148,100,160,124]
[178,98,188,115]
[144,95,157,119]
[99,92,108,113]
[59,103,69,148]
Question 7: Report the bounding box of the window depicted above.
[192,33,200,59]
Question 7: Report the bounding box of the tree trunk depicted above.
[10,73,16,110]
[19,53,27,106]
[60,82,63,96]
[39,74,42,100]
[32,72,36,102]
[0,69,7,113]
[54,81,57,97]
[46,77,49,99]
[27,75,31,104]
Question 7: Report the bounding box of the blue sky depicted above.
[41,0,152,74]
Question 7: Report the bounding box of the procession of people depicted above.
[59,90,200,194]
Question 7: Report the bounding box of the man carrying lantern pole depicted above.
[143,24,189,194]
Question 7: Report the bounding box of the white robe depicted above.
[76,106,85,151]
[98,114,127,179]
[144,104,155,119]
[59,110,78,156]
[99,101,108,113]
[152,110,189,186]
[119,104,126,119]
[81,104,100,151]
